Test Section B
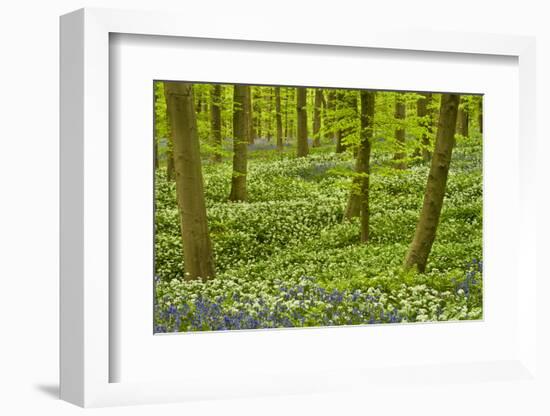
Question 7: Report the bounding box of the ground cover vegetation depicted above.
[154,82,483,332]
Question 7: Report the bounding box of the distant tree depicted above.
[478,96,483,134]
[248,87,256,144]
[413,93,433,163]
[296,87,309,157]
[457,97,469,138]
[344,91,375,227]
[254,88,262,141]
[210,84,223,162]
[313,89,323,147]
[393,96,407,169]
[287,88,295,140]
[275,87,284,151]
[163,81,215,281]
[165,101,176,181]
[404,93,460,272]
[229,85,250,201]
[266,88,274,141]
[359,91,376,242]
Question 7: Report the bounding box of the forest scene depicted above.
[153,81,483,333]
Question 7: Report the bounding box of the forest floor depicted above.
[154,136,483,332]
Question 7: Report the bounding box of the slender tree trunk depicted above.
[253,87,262,141]
[288,88,295,140]
[457,99,469,138]
[283,88,289,140]
[166,147,175,180]
[266,88,273,141]
[359,91,376,242]
[344,91,375,223]
[296,87,309,157]
[478,97,483,134]
[164,82,215,281]
[334,90,345,153]
[275,87,283,151]
[393,97,407,169]
[404,93,460,272]
[248,88,255,144]
[229,85,250,201]
[313,89,323,147]
[210,84,222,162]
[165,102,176,180]
[413,93,433,162]
[154,137,159,170]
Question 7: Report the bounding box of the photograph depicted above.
[153,81,483,333]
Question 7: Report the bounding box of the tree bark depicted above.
[359,91,376,242]
[266,88,273,141]
[404,93,460,272]
[344,91,375,224]
[229,85,250,201]
[457,98,469,138]
[334,91,344,153]
[478,97,483,134]
[275,87,283,151]
[166,147,175,180]
[288,88,295,140]
[296,87,309,157]
[248,87,255,144]
[312,89,323,147]
[154,137,159,170]
[393,97,407,169]
[164,82,215,281]
[165,101,176,181]
[255,88,262,141]
[210,84,222,162]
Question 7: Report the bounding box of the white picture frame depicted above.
[60,7,541,408]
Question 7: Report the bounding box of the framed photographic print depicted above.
[60,7,542,409]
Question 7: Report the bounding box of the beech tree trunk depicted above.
[312,89,323,147]
[478,97,483,134]
[248,88,255,144]
[296,87,309,157]
[166,148,175,180]
[344,91,375,225]
[334,91,345,153]
[255,89,262,141]
[288,88,295,140]
[210,84,222,162]
[286,87,290,141]
[266,88,273,141]
[359,91,376,242]
[164,82,215,281]
[229,85,250,201]
[275,87,283,151]
[457,99,469,138]
[154,137,159,170]
[393,97,407,169]
[404,93,460,272]
[165,102,176,181]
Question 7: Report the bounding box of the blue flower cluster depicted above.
[154,276,402,333]
[455,258,482,298]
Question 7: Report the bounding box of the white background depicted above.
[1,1,549,415]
